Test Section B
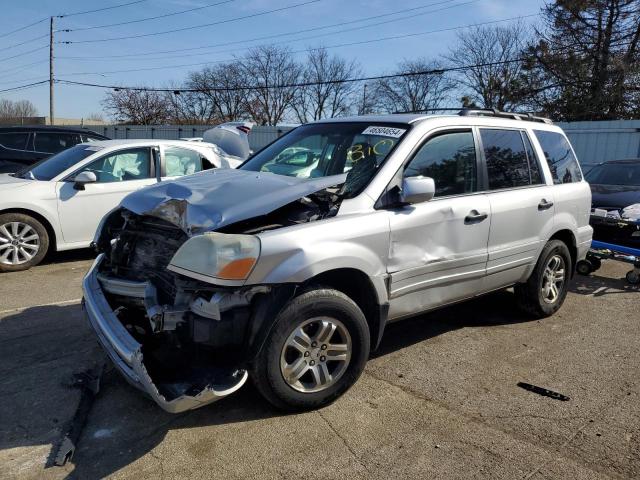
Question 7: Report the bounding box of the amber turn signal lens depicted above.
[217,257,257,280]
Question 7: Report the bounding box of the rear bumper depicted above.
[577,225,594,261]
[82,254,248,413]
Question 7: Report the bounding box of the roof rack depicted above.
[458,108,553,124]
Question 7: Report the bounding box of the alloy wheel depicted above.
[541,254,565,304]
[0,222,40,266]
[280,317,352,393]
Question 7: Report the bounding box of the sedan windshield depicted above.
[240,122,409,197]
[585,162,640,186]
[15,144,101,181]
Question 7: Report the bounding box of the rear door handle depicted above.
[538,199,554,210]
[465,210,488,224]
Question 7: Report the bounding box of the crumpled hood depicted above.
[121,168,345,234]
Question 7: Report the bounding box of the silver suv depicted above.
[84,110,593,413]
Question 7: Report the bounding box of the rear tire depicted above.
[0,213,49,272]
[251,288,370,411]
[515,240,572,318]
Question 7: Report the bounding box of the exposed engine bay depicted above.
[92,182,343,407]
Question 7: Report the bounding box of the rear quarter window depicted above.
[534,130,582,184]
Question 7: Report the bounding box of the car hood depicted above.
[590,183,640,209]
[121,168,346,234]
[0,173,33,190]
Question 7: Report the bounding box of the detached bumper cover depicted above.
[82,254,248,413]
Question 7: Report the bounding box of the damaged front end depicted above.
[83,170,344,412]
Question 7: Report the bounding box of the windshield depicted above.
[15,144,100,181]
[585,162,640,186]
[240,122,409,197]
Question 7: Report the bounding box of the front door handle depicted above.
[538,199,554,210]
[465,210,488,224]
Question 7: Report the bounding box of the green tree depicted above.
[527,0,640,120]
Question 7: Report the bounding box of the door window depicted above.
[404,130,477,197]
[522,131,544,185]
[34,132,79,153]
[534,130,582,184]
[164,146,203,177]
[78,148,152,183]
[0,132,29,150]
[481,129,533,190]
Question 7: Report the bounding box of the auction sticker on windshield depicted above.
[362,126,406,138]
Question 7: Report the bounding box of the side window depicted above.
[534,130,582,184]
[522,131,543,185]
[79,148,151,183]
[83,135,104,143]
[0,132,29,150]
[404,130,477,197]
[480,128,530,190]
[164,147,203,177]
[34,132,79,153]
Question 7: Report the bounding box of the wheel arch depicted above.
[0,207,58,254]
[548,229,578,276]
[302,268,389,351]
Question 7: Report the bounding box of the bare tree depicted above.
[0,99,37,119]
[239,45,302,125]
[292,48,361,122]
[102,89,171,124]
[373,59,454,113]
[184,62,249,123]
[446,22,530,110]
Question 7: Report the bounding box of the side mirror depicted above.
[73,171,97,190]
[400,176,435,204]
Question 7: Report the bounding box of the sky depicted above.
[0,0,547,120]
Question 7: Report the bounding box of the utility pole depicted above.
[49,16,54,126]
[361,83,367,115]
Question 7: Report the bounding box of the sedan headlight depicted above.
[168,233,260,282]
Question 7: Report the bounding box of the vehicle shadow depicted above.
[570,271,639,297]
[43,248,96,266]
[373,289,536,359]
[0,286,574,478]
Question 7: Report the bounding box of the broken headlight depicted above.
[167,233,260,283]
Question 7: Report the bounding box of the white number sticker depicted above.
[361,126,406,138]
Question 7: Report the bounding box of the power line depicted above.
[56,0,147,18]
[57,13,537,77]
[0,45,48,63]
[57,0,467,62]
[59,0,322,44]
[60,0,236,32]
[0,33,49,53]
[0,1,147,42]
[55,58,531,92]
[0,18,48,39]
[0,80,49,94]
[0,59,48,80]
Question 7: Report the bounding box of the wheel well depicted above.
[304,268,382,345]
[0,208,57,254]
[549,229,577,274]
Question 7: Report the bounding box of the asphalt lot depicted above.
[0,252,638,479]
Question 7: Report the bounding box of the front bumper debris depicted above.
[82,254,248,413]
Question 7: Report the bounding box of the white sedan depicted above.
[0,139,243,271]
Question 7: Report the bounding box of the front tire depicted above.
[515,240,572,318]
[0,213,49,272]
[251,288,370,411]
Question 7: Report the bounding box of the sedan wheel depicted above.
[0,221,40,266]
[0,213,49,272]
